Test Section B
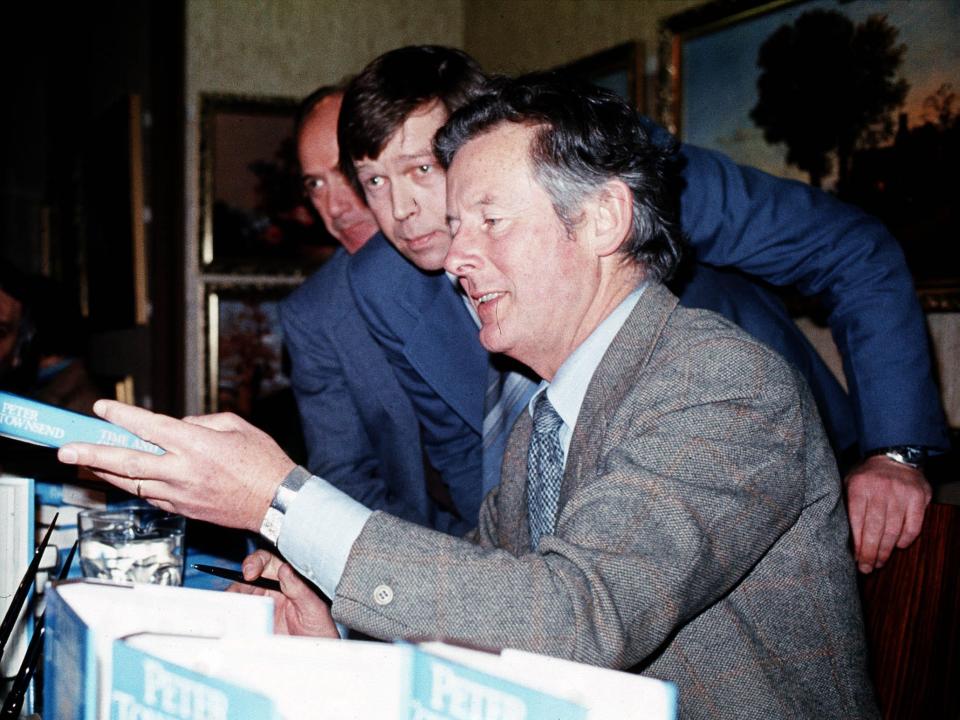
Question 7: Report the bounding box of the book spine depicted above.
[35,480,137,510]
[0,475,35,683]
[35,524,79,549]
[0,392,163,455]
[44,586,97,720]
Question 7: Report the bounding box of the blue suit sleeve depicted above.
[657,121,948,453]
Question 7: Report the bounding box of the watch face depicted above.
[885,446,927,468]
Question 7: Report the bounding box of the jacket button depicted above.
[373,584,394,605]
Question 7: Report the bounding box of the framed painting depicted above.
[199,94,337,275]
[204,282,306,463]
[659,0,960,309]
[555,41,645,111]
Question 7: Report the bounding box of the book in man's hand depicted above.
[0,391,163,455]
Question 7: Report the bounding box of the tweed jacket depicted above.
[332,282,877,718]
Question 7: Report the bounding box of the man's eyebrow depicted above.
[399,149,437,162]
[454,193,498,212]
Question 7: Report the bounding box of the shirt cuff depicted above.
[276,470,372,600]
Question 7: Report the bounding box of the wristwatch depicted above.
[868,445,928,470]
[259,466,311,545]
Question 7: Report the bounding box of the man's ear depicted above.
[589,179,633,258]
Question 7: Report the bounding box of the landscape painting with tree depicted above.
[661,0,959,299]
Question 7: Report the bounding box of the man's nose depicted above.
[326,178,354,217]
[444,224,482,278]
[390,181,417,222]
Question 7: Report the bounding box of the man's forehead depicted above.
[449,122,535,189]
[365,102,449,164]
[301,95,342,136]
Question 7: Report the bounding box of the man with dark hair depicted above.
[336,46,501,522]
[337,44,488,217]
[278,83,468,533]
[340,45,946,574]
[62,75,877,716]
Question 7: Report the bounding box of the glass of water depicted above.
[78,506,186,585]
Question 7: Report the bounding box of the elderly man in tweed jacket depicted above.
[63,74,877,717]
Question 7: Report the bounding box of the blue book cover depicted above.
[408,647,587,720]
[44,580,276,720]
[111,640,277,720]
[0,392,163,455]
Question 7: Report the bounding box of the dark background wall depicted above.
[2,1,186,415]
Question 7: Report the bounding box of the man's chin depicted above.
[478,326,511,356]
[398,244,448,272]
[340,225,378,253]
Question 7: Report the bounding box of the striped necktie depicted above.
[482,363,537,497]
[526,393,565,549]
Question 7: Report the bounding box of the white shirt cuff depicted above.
[276,473,372,600]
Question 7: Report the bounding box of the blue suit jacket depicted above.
[346,243,487,526]
[349,134,948,529]
[280,246,470,535]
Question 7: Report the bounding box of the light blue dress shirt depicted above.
[528,283,646,464]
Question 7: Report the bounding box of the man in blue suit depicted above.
[279,84,470,536]
[338,46,948,574]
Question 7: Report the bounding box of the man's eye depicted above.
[417,164,432,175]
[483,217,499,228]
[302,177,324,194]
[365,176,384,189]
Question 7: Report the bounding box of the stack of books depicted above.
[46,580,678,720]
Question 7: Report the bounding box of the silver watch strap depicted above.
[259,465,312,545]
[869,445,927,470]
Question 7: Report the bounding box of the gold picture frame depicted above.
[198,93,335,275]
[204,281,298,415]
[658,0,960,310]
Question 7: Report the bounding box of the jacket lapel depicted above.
[499,410,533,554]
[401,274,486,435]
[498,282,680,553]
[564,282,679,501]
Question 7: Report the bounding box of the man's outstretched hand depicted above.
[58,399,295,532]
